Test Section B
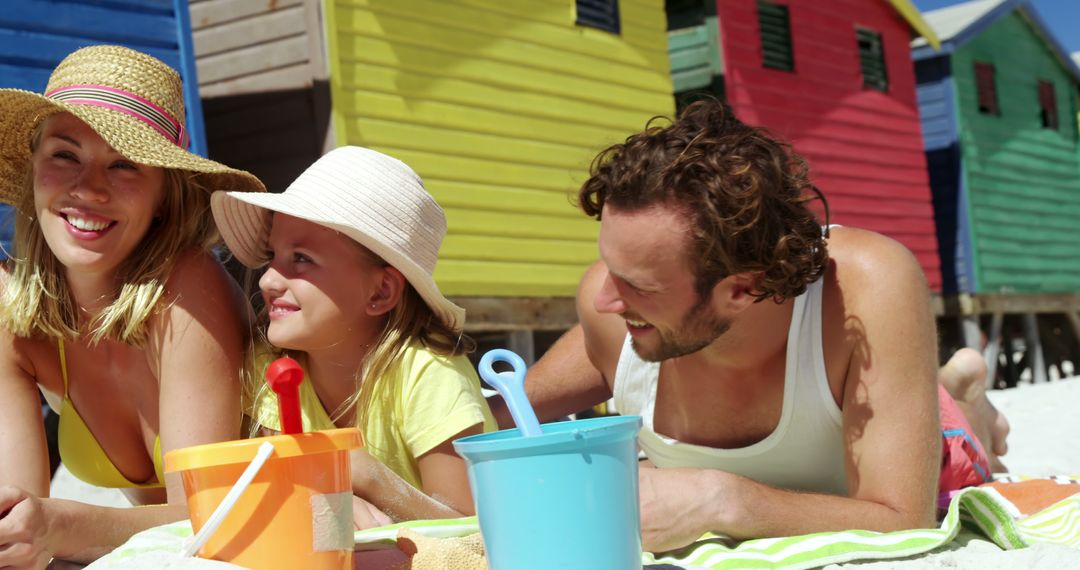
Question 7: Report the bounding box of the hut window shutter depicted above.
[856,28,888,92]
[576,0,621,34]
[1037,80,1058,130]
[757,1,794,72]
[974,61,998,115]
[667,0,708,29]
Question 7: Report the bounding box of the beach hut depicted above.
[191,0,674,346]
[666,0,944,292]
[189,0,332,197]
[913,0,1080,382]
[1074,52,1080,140]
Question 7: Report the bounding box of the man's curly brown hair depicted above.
[579,100,829,302]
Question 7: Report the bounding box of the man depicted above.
[505,101,1009,552]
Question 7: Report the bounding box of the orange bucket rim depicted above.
[164,428,362,473]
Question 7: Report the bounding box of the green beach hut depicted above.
[913,0,1080,381]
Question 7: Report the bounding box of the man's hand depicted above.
[0,486,56,570]
[638,467,729,553]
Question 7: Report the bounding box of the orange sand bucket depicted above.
[164,428,362,570]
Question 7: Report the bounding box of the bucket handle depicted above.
[181,441,276,558]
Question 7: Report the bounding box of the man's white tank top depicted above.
[612,277,848,495]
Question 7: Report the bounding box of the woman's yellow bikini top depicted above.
[56,339,164,488]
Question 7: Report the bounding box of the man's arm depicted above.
[491,261,620,428]
[638,229,941,551]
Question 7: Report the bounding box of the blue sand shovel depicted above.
[477,349,542,437]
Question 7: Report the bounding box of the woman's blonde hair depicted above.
[0,123,219,346]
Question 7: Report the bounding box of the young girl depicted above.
[0,45,264,566]
[211,146,496,525]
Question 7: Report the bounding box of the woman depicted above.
[0,45,264,566]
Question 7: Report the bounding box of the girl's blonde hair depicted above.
[0,124,219,346]
[344,274,475,430]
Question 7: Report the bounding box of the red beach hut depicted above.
[669,0,943,291]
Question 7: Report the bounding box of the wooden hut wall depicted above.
[0,0,203,256]
[950,12,1080,293]
[716,0,942,291]
[915,55,977,294]
[667,0,723,95]
[1075,54,1080,138]
[323,0,674,298]
[190,0,331,193]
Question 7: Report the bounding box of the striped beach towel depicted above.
[87,486,1079,569]
[643,486,1079,568]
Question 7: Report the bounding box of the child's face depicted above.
[259,213,388,353]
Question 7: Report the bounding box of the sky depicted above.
[912,0,1080,55]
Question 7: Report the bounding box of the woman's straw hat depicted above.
[0,44,264,205]
[212,146,466,330]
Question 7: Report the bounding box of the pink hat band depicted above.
[45,84,189,149]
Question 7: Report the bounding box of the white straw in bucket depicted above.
[181,441,275,558]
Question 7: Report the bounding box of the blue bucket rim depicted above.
[453,415,641,455]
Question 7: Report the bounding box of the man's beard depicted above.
[630,296,731,362]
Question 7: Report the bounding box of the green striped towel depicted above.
[86,486,1079,569]
[643,486,1077,568]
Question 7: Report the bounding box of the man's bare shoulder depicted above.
[824,226,929,305]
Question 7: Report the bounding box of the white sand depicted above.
[986,378,1080,476]
[50,463,130,508]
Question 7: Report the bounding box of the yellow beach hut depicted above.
[191,0,674,339]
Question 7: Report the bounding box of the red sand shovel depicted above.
[266,357,304,435]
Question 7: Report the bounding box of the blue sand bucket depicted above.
[453,415,643,569]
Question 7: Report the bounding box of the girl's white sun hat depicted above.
[211,146,465,330]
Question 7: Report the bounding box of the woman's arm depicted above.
[0,251,251,567]
[149,250,250,505]
[0,330,51,497]
[0,333,185,566]
[0,490,185,565]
